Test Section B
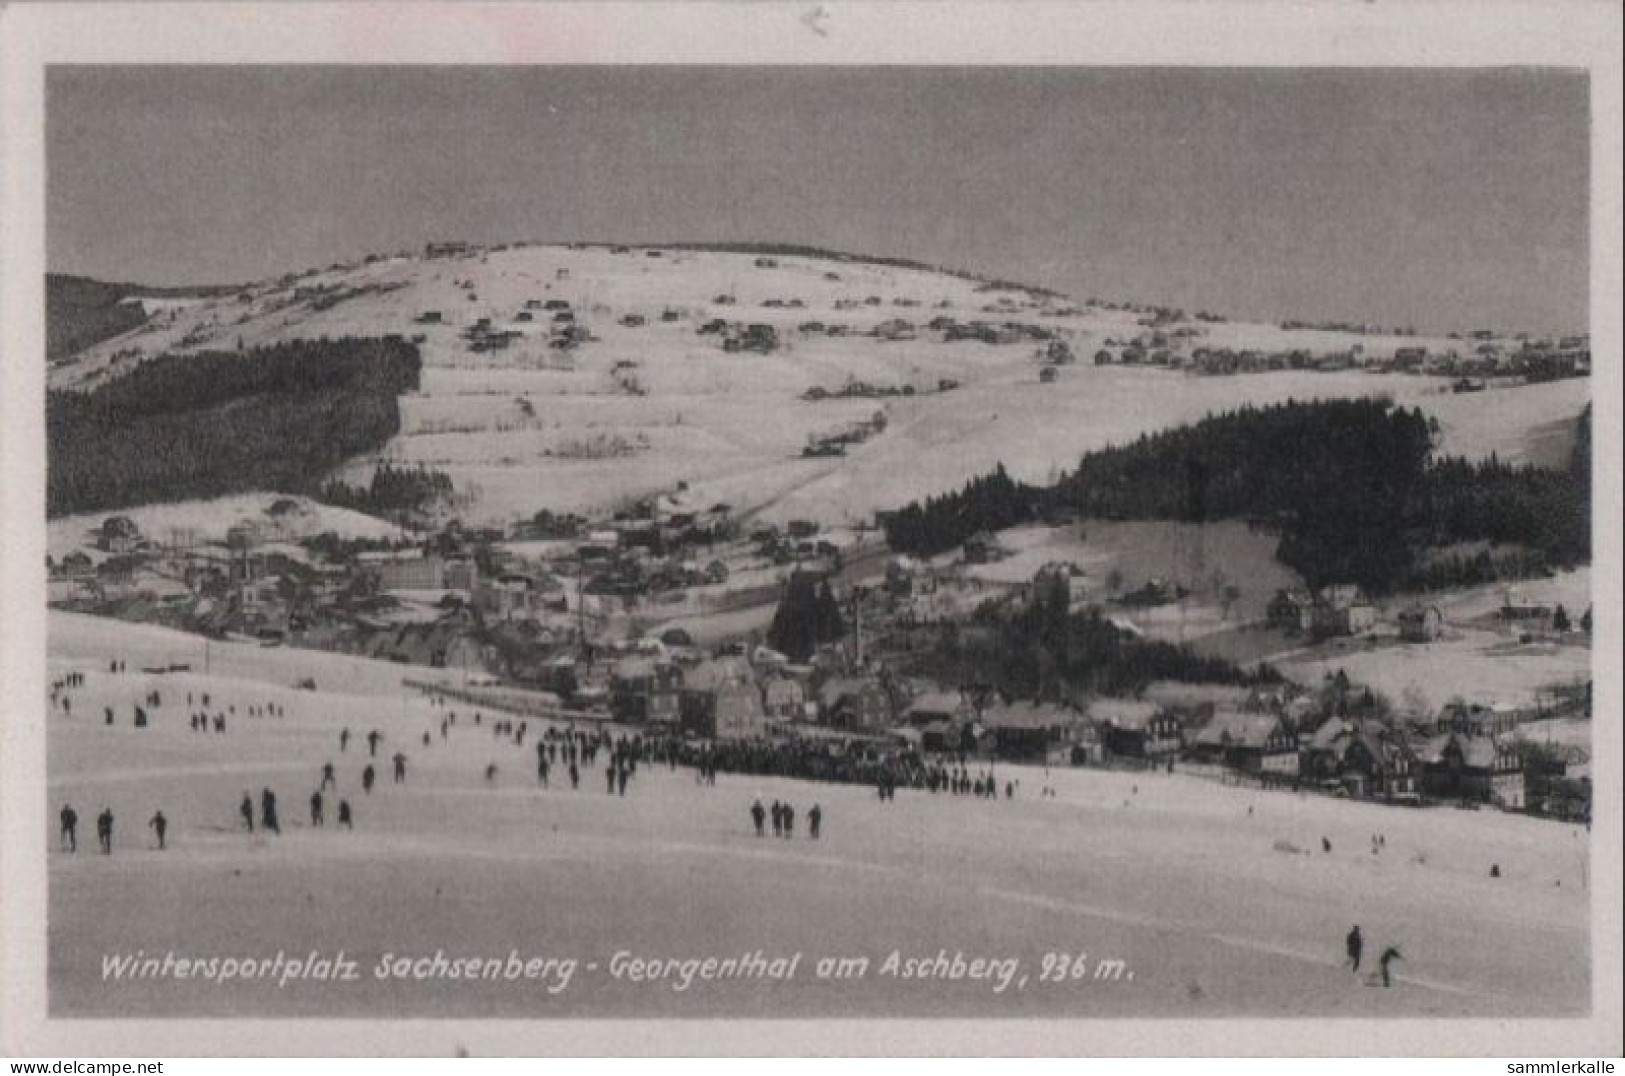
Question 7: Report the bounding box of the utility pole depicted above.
[849,588,864,669]
[576,566,588,663]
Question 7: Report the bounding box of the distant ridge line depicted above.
[580,239,1070,300]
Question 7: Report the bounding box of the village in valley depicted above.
[42,225,1595,1019]
[48,467,1593,826]
[46,240,1594,836]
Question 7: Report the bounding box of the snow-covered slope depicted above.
[48,244,1590,526]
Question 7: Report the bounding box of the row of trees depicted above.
[45,274,148,361]
[766,571,847,662]
[318,461,456,517]
[1399,546,1559,592]
[881,399,1591,593]
[878,464,1036,560]
[48,336,421,517]
[921,595,1279,701]
[1049,398,1432,590]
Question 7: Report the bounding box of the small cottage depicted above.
[1397,604,1444,642]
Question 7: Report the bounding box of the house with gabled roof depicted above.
[1302,717,1418,801]
[762,675,809,721]
[1397,603,1444,642]
[1434,700,1519,738]
[1301,715,1353,783]
[874,318,917,341]
[905,687,970,727]
[680,658,767,739]
[1094,698,1180,762]
[1420,732,1524,808]
[712,682,768,741]
[1340,720,1421,803]
[98,515,142,554]
[979,699,1075,761]
[1189,708,1299,781]
[817,675,891,731]
[610,655,682,725]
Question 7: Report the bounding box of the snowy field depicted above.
[1282,633,1593,715]
[46,613,1590,1018]
[48,245,1591,528]
[961,521,1303,636]
[48,493,403,563]
[1281,569,1594,712]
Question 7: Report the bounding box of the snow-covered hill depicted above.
[48,243,1591,526]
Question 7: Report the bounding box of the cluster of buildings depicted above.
[1267,585,1381,639]
[801,412,888,459]
[1095,342,1369,374]
[1267,585,1584,644]
[414,292,592,355]
[925,316,1057,346]
[1062,688,1578,818]
[48,491,1590,828]
[586,638,1587,821]
[1091,334,1590,383]
[45,492,748,665]
[696,318,780,353]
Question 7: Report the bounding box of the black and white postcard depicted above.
[1,1,1619,1058]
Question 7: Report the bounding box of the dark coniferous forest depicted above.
[882,398,1591,593]
[767,572,848,662]
[918,593,1281,702]
[319,461,457,517]
[47,336,421,517]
